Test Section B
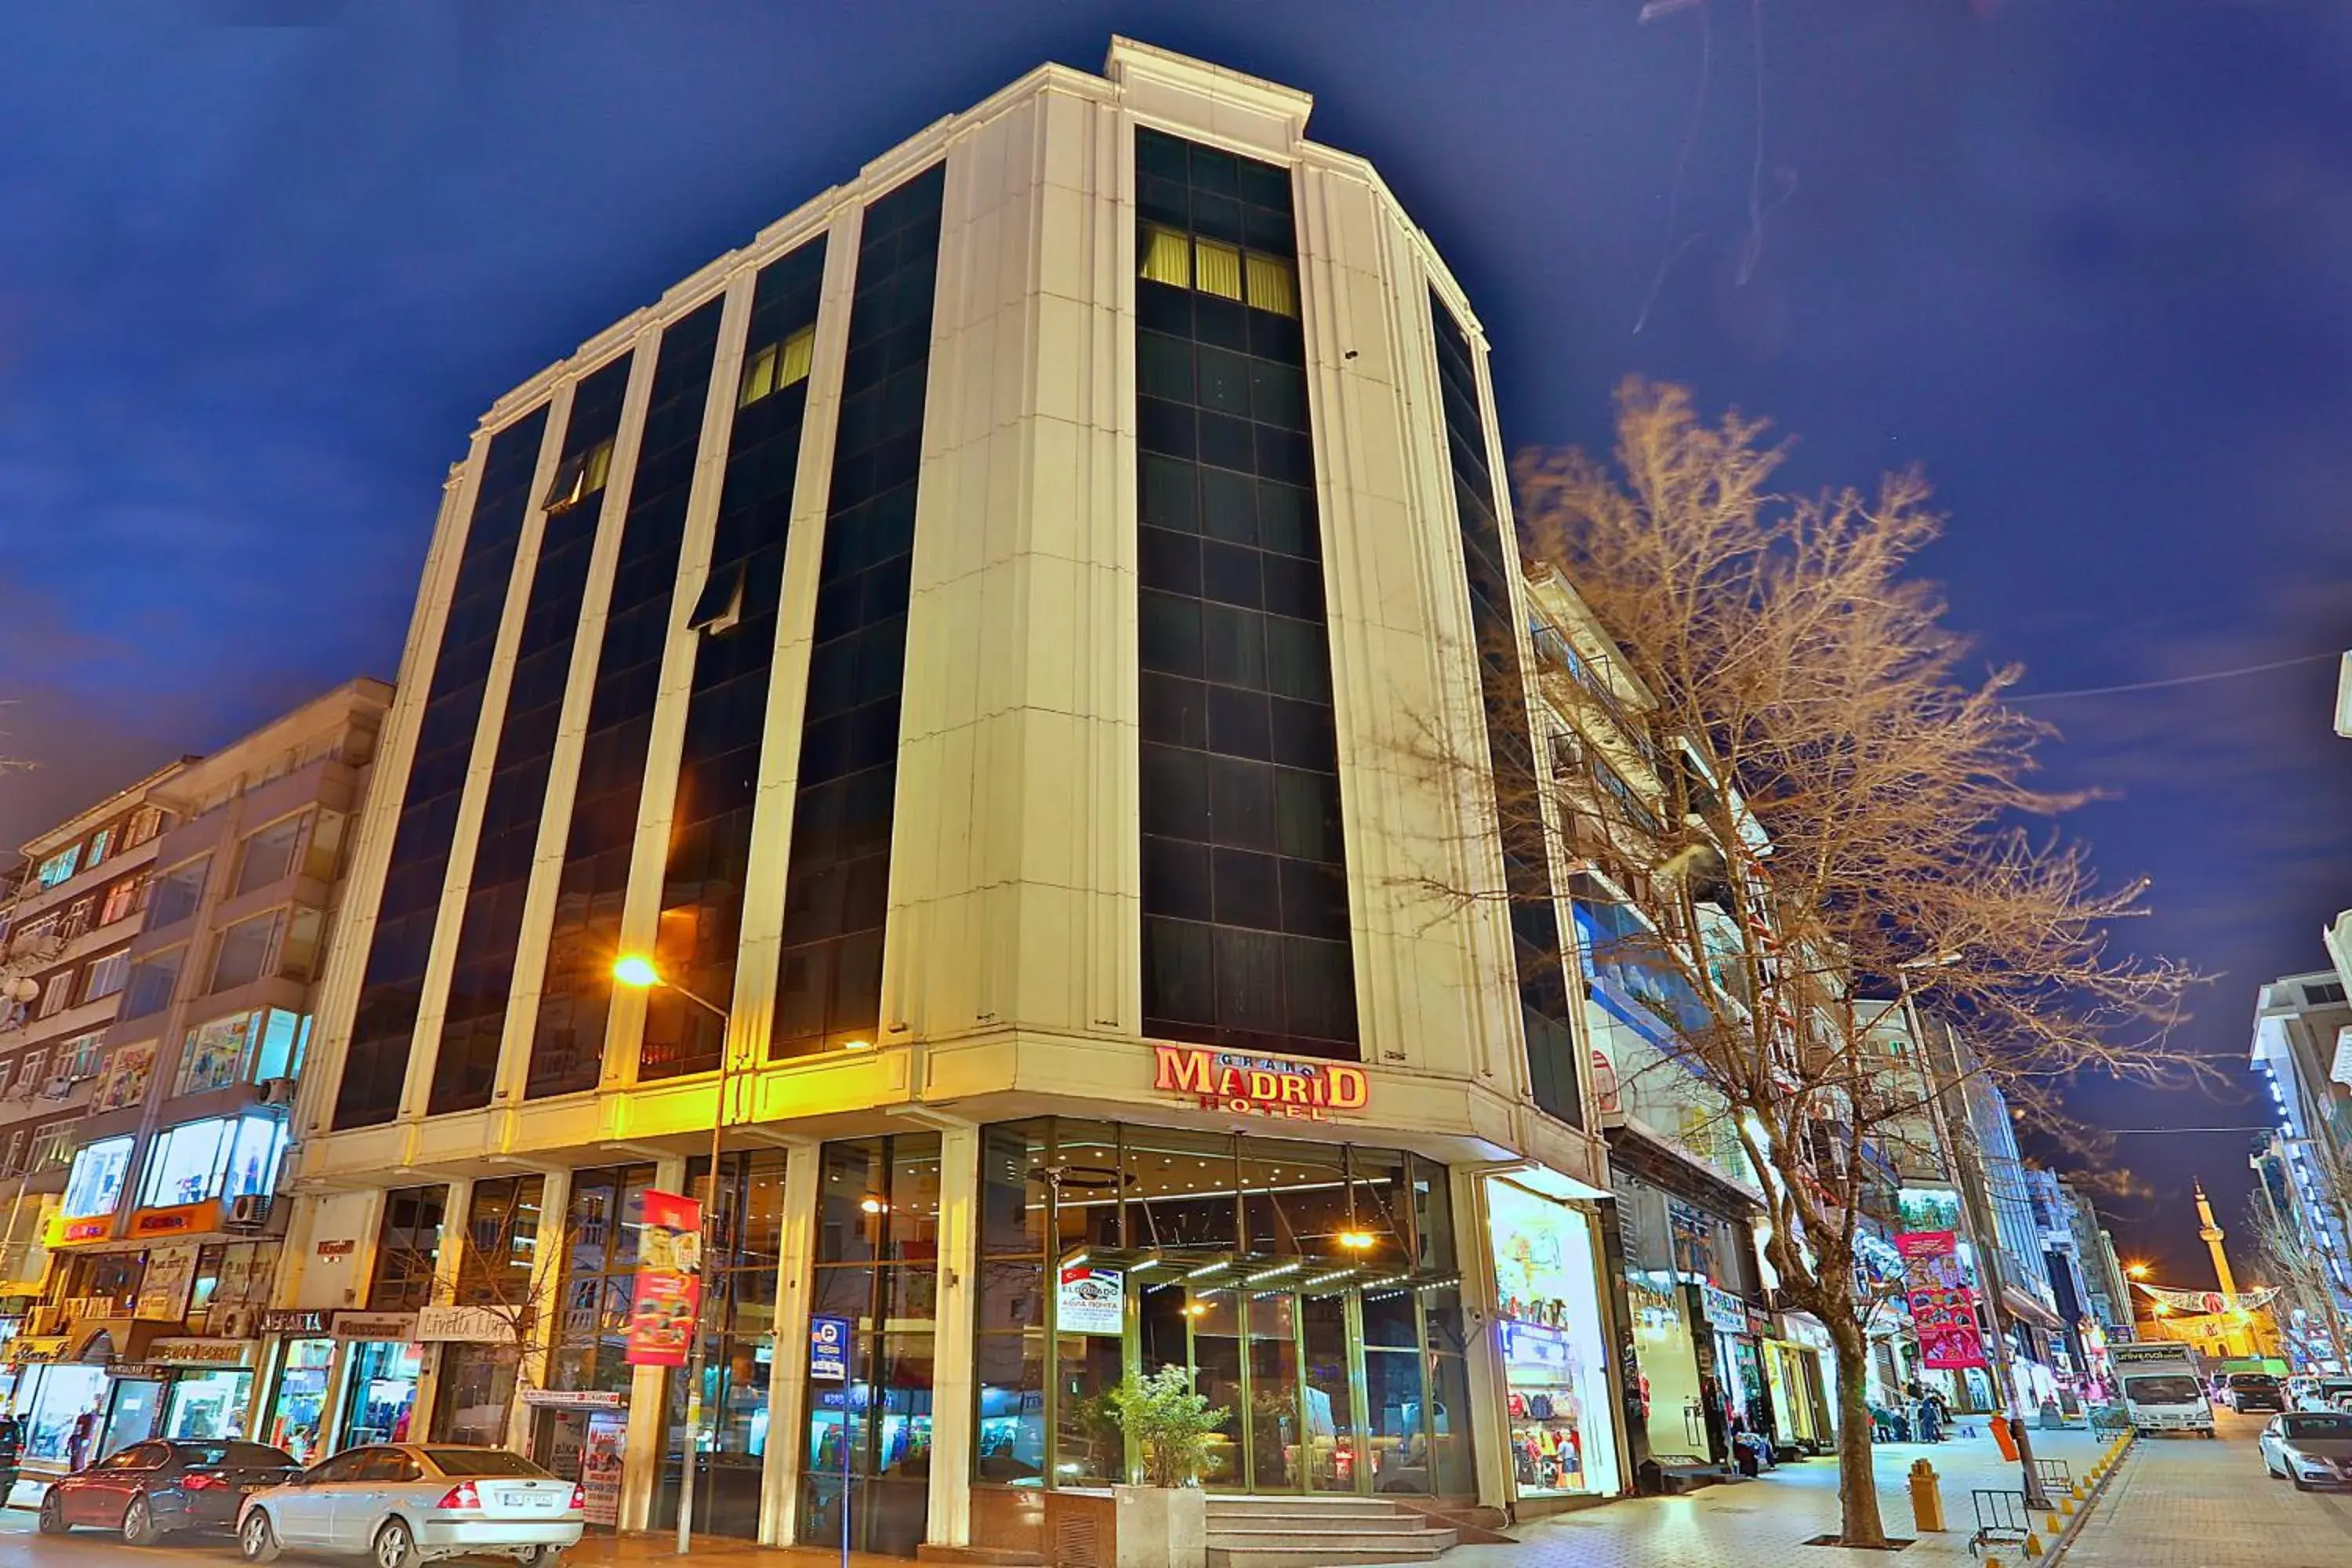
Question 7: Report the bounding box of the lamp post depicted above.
[612,956,735,1552]
[1895,960,2047,1508]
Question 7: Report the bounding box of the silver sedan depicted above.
[237,1444,583,1568]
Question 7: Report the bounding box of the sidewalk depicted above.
[561,1532,916,1568]
[1434,1422,2107,1568]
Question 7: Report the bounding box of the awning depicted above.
[2002,1283,2065,1333]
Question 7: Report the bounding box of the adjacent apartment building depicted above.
[0,681,390,1468]
[278,38,1637,1558]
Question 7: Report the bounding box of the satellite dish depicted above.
[0,978,38,1004]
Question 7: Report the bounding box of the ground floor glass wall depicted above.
[265,1338,334,1463]
[971,1119,1471,1501]
[165,1368,255,1441]
[1486,1178,1619,1498]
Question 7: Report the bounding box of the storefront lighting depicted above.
[1182,1260,1230,1282]
[1302,1270,1354,1290]
[1336,1229,1376,1252]
[844,1039,873,1051]
[859,1197,887,1215]
[1246,1261,1304,1285]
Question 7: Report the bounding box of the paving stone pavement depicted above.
[2059,1410,2352,1568]
[1417,1420,2107,1567]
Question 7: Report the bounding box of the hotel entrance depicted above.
[974,1119,1475,1506]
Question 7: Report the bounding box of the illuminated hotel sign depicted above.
[1152,1045,1369,1122]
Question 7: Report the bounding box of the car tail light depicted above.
[568,1485,586,1512]
[184,1472,229,1491]
[435,1482,482,1512]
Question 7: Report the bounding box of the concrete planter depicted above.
[1113,1483,1206,1568]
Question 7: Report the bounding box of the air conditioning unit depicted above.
[256,1077,298,1107]
[226,1194,273,1231]
[41,1078,70,1101]
[213,1307,261,1339]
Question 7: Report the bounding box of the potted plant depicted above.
[1106,1366,1228,1568]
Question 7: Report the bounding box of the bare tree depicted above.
[1410,381,2198,1545]
[2245,1182,2352,1373]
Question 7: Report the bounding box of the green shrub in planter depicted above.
[1108,1365,1229,1488]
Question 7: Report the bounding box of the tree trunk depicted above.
[1828,1312,1889,1548]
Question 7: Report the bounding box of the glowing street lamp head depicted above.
[2126,1262,2150,1279]
[1336,1230,1376,1253]
[612,954,663,989]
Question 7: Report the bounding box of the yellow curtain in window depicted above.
[1140,225,1192,288]
[739,346,777,408]
[778,325,815,388]
[1194,239,1243,301]
[1245,253,1298,318]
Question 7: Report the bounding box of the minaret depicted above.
[2195,1179,2239,1301]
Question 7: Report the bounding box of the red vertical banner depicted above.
[626,1189,703,1368]
[1896,1229,1987,1370]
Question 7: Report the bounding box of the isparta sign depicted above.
[1152,1045,1370,1122]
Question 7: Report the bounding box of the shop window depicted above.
[177,1012,258,1095]
[93,1042,158,1111]
[121,948,183,1019]
[137,1114,289,1208]
[148,856,209,927]
[234,812,310,896]
[63,1135,135,1219]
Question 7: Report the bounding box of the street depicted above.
[2062,1410,2352,1568]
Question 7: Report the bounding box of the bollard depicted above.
[2023,1530,2044,1558]
[2044,1510,2062,1534]
[2060,1495,2076,1517]
[1907,1458,1945,1532]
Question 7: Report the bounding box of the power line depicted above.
[2013,652,2338,704]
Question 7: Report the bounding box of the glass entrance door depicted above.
[1138,1276,1369,1494]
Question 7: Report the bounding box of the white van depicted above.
[2110,1342,2216,1437]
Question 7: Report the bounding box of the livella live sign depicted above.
[1152,1045,1368,1122]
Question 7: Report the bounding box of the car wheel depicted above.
[122,1494,161,1546]
[240,1510,282,1563]
[37,1490,67,1535]
[518,1547,562,1568]
[376,1518,423,1568]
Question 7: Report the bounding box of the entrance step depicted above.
[1205,1496,1457,1567]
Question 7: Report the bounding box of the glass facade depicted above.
[655,1149,792,1539]
[433,352,637,1114]
[772,166,944,1059]
[641,243,828,1080]
[528,299,725,1097]
[339,407,552,1129]
[795,1134,941,1554]
[1428,298,1581,1127]
[1133,128,1358,1062]
[972,1119,1467,1498]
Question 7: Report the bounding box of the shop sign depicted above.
[808,1316,851,1384]
[108,1363,168,1381]
[130,1201,223,1239]
[262,1309,332,1337]
[521,1388,624,1409]
[416,1305,512,1344]
[331,1312,417,1343]
[315,1240,356,1258]
[53,1215,112,1247]
[1700,1283,1748,1332]
[7,1336,69,1365]
[1746,1306,1775,1339]
[1151,1044,1369,1122]
[136,1244,201,1323]
[1056,1265,1125,1335]
[582,1412,626,1528]
[624,1190,702,1369]
[149,1338,254,1367]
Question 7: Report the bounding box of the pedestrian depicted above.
[1917,1395,1942,1444]
[66,1409,97,1473]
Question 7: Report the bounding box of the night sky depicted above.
[5,4,2349,1283]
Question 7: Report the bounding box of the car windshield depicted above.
[2284,1415,2352,1439]
[227,1443,296,1468]
[171,1444,237,1467]
[425,1449,548,1478]
[2231,1374,2280,1387]
[2125,1374,2203,1404]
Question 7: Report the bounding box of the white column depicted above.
[924,1124,980,1547]
[758,1141,822,1546]
[619,1154,686,1533]
[1450,1167,1512,1511]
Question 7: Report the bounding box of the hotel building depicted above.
[283,41,1642,1556]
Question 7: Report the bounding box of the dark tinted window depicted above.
[432,352,637,1114]
[2284,1414,2352,1438]
[771,165,945,1060]
[1134,128,1356,1062]
[636,244,827,1081]
[101,1442,169,1471]
[528,300,726,1096]
[425,1449,547,1478]
[337,407,552,1128]
[1430,298,1579,1127]
[303,1450,376,1485]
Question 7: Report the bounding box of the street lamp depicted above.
[612,954,735,1552]
[1895,954,2048,1508]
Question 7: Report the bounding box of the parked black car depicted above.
[2220,1373,2288,1414]
[40,1439,300,1542]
